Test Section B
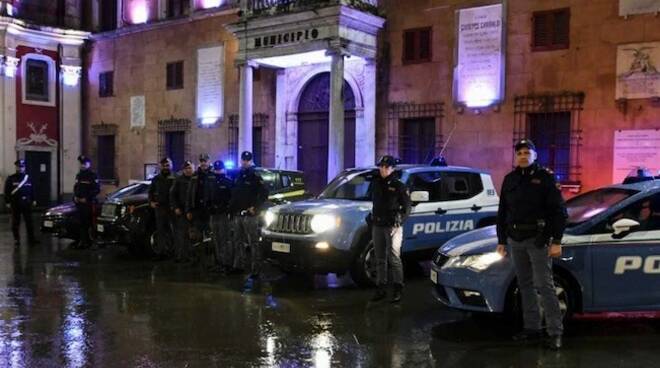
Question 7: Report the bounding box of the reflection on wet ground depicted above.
[1,217,660,367]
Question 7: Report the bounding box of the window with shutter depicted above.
[532,8,570,51]
[403,27,432,64]
[99,71,114,97]
[166,61,184,90]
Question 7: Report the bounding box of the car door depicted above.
[589,193,660,310]
[402,170,479,252]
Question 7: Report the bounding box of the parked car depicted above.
[40,182,151,241]
[430,180,660,319]
[96,168,309,256]
[262,164,500,287]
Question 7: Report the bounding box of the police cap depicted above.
[213,160,225,171]
[514,139,536,152]
[14,159,25,167]
[160,157,173,165]
[241,151,253,161]
[198,153,210,162]
[377,155,399,167]
[78,155,91,164]
[182,160,193,169]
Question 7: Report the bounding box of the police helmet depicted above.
[160,157,173,166]
[182,160,193,169]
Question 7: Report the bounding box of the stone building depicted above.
[29,0,660,199]
[0,0,89,207]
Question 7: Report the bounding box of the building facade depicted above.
[0,0,89,207]
[82,0,660,197]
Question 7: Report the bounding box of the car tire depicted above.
[505,272,575,323]
[350,240,377,288]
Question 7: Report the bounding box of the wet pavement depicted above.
[2,216,660,367]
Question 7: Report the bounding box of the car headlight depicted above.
[264,210,276,227]
[310,214,340,234]
[443,252,503,272]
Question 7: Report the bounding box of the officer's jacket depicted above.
[496,163,568,245]
[371,173,412,227]
[229,166,268,215]
[148,171,177,208]
[73,169,100,201]
[3,173,34,204]
[170,174,193,213]
[209,174,233,214]
[187,168,217,211]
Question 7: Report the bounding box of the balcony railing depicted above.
[245,0,379,17]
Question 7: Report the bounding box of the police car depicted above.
[430,180,660,317]
[262,164,499,286]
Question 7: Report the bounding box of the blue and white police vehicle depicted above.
[262,164,499,286]
[430,180,660,317]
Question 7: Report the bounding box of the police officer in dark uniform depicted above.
[149,157,177,259]
[229,151,268,290]
[369,155,411,303]
[4,159,38,246]
[73,155,100,249]
[209,160,234,272]
[496,139,568,350]
[187,153,215,245]
[170,160,194,263]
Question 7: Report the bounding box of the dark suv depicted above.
[95,168,308,256]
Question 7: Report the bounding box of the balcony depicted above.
[244,0,379,17]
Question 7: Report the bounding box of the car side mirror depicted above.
[410,191,429,203]
[611,218,640,239]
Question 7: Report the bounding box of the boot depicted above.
[391,283,403,303]
[370,285,387,302]
[546,335,562,350]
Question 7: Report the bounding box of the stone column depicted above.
[60,45,83,198]
[238,61,256,157]
[327,47,347,182]
[1,51,18,204]
[356,58,376,167]
[274,69,287,170]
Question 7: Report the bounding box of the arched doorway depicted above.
[297,72,356,194]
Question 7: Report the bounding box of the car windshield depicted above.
[565,188,638,227]
[107,183,149,199]
[319,169,381,201]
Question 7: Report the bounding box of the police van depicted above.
[430,180,660,317]
[262,164,499,286]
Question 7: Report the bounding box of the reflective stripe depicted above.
[269,189,305,200]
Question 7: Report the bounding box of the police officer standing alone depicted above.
[209,160,233,273]
[229,151,268,290]
[73,156,100,249]
[171,160,195,263]
[4,159,38,246]
[496,139,567,350]
[149,158,177,259]
[370,155,411,303]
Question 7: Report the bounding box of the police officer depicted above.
[496,139,567,350]
[209,160,234,273]
[170,160,194,263]
[3,159,38,246]
[229,151,268,290]
[73,155,100,249]
[149,157,177,259]
[369,155,411,303]
[187,153,215,244]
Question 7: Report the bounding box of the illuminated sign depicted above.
[196,45,224,126]
[454,3,505,108]
[253,28,320,49]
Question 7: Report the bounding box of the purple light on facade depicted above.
[130,1,149,24]
[201,0,222,8]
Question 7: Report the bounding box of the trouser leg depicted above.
[11,206,21,241]
[77,203,92,246]
[246,216,262,277]
[388,226,404,286]
[154,208,171,256]
[510,238,542,331]
[528,243,563,336]
[232,216,247,270]
[372,226,388,286]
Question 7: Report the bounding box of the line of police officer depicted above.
[148,151,268,289]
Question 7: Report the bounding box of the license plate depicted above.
[43,221,54,228]
[430,269,438,284]
[97,224,104,233]
[272,242,290,253]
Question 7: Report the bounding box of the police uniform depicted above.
[496,139,567,349]
[73,156,100,248]
[209,160,234,271]
[229,151,268,282]
[170,161,194,262]
[370,155,412,303]
[3,160,37,245]
[187,153,216,245]
[148,158,177,257]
